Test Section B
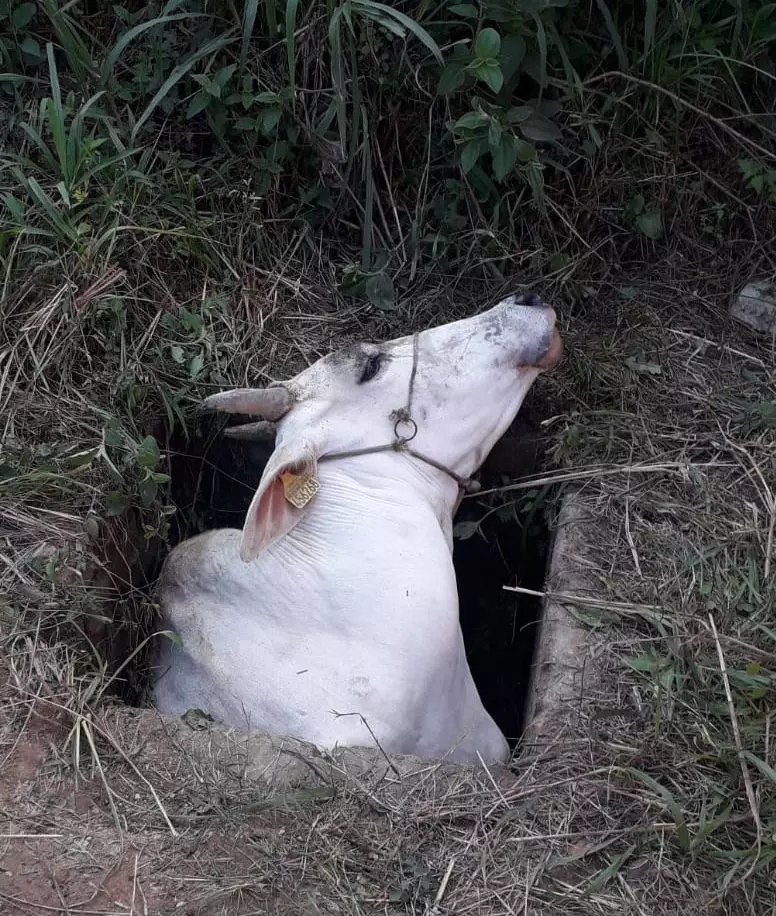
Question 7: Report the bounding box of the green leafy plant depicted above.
[448,97,559,194]
[0,0,43,85]
[623,193,664,239]
[739,158,776,204]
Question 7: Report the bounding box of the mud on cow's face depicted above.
[205,292,563,559]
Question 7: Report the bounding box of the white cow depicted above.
[151,293,563,764]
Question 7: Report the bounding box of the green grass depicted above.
[1,0,776,912]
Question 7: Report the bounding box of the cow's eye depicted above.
[359,353,382,384]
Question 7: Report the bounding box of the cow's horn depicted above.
[202,386,294,420]
[222,420,277,441]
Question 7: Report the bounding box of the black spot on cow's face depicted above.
[358,352,383,384]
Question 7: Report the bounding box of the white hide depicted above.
[151,294,562,764]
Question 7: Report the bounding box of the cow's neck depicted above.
[247,450,464,642]
[313,450,462,534]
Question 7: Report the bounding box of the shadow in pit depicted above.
[150,401,552,747]
[453,403,552,747]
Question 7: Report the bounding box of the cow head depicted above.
[204,292,562,561]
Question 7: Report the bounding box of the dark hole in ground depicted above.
[149,400,551,747]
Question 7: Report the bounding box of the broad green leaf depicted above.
[100,12,202,86]
[213,64,236,88]
[136,435,161,470]
[12,2,37,28]
[3,192,24,220]
[531,12,548,88]
[507,105,533,123]
[189,352,205,378]
[104,491,128,517]
[594,0,628,70]
[139,475,158,507]
[478,59,503,93]
[525,159,545,201]
[516,139,537,161]
[438,62,466,95]
[636,209,663,239]
[492,136,517,181]
[475,27,501,59]
[488,117,502,149]
[449,3,478,17]
[624,767,690,851]
[20,37,41,57]
[520,116,562,143]
[500,34,526,83]
[260,107,282,134]
[365,272,396,311]
[25,176,78,242]
[583,845,636,894]
[744,751,776,786]
[186,91,210,119]
[453,110,487,133]
[453,520,480,540]
[460,138,482,173]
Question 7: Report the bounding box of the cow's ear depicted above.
[240,444,319,562]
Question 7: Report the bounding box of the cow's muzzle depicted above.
[537,319,563,370]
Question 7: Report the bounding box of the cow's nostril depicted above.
[511,291,543,308]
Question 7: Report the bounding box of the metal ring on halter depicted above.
[393,416,418,443]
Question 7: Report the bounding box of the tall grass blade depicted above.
[241,0,260,66]
[690,804,732,855]
[285,0,301,98]
[264,0,278,39]
[594,0,628,71]
[548,21,581,95]
[626,767,691,851]
[24,175,79,242]
[531,12,548,92]
[583,844,636,895]
[45,44,69,186]
[100,13,202,87]
[18,121,58,174]
[41,0,96,80]
[644,0,657,69]
[360,103,372,270]
[328,7,348,152]
[351,0,443,63]
[744,750,776,786]
[131,32,237,143]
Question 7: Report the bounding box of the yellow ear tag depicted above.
[279,470,320,509]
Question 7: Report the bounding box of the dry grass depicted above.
[2,88,776,915]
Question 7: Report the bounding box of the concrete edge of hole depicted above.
[522,491,599,750]
[74,492,597,795]
[116,491,597,789]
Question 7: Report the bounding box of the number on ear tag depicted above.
[280,471,320,508]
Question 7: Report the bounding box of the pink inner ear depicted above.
[240,475,302,561]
